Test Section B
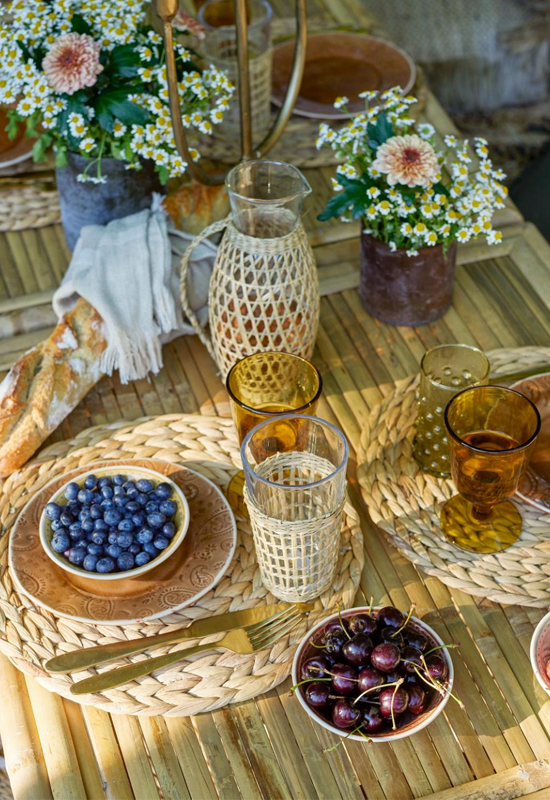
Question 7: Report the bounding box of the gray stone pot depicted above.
[55,152,163,250]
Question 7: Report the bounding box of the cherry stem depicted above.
[309,666,359,682]
[290,677,331,693]
[368,596,374,616]
[390,678,404,730]
[323,725,371,753]
[353,679,400,706]
[337,603,351,640]
[391,605,415,639]
[424,643,458,657]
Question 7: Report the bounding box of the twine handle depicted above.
[179,217,229,360]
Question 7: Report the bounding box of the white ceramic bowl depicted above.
[39,465,190,583]
[292,606,454,742]
[530,610,550,695]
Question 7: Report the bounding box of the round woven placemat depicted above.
[0,414,363,716]
[357,346,550,609]
[0,186,60,231]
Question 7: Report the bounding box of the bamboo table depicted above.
[4,3,550,800]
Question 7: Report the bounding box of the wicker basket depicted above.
[180,216,320,378]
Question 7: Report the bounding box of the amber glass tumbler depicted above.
[226,351,322,512]
[441,385,540,553]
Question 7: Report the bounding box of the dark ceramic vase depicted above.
[359,229,457,326]
[55,152,163,251]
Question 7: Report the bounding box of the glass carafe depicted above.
[226,160,312,238]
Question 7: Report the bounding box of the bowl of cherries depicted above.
[530,610,550,696]
[40,465,189,589]
[292,605,455,742]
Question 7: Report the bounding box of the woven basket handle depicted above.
[179,217,228,360]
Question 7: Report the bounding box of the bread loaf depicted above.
[0,297,106,478]
[164,181,229,234]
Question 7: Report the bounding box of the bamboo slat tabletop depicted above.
[4,2,550,800]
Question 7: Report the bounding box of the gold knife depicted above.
[46,603,311,674]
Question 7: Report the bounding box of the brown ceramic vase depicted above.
[359,229,457,326]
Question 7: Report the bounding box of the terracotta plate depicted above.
[0,108,34,169]
[512,373,550,513]
[271,33,416,120]
[8,459,237,625]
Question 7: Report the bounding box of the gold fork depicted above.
[70,605,308,695]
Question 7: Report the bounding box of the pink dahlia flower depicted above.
[172,9,205,40]
[43,33,103,95]
[371,134,439,188]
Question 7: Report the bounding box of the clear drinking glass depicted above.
[226,159,312,237]
[199,0,273,156]
[441,385,541,553]
[413,344,491,478]
[242,415,348,600]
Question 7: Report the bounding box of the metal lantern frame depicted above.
[155,0,307,185]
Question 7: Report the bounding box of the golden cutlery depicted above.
[70,603,309,695]
[48,602,312,673]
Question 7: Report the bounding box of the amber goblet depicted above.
[226,351,322,514]
[441,385,541,553]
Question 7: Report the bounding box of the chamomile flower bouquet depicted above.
[317,88,507,256]
[0,0,234,184]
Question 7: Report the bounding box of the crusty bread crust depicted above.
[0,297,106,477]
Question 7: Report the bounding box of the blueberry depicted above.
[104,509,122,526]
[69,529,83,542]
[101,485,114,499]
[87,543,103,556]
[96,557,116,573]
[136,492,149,506]
[128,543,140,555]
[68,547,86,565]
[100,499,114,510]
[90,505,102,520]
[162,522,176,539]
[83,555,98,572]
[91,531,106,545]
[113,485,125,495]
[79,506,91,519]
[64,482,80,501]
[90,494,102,505]
[114,495,129,509]
[60,511,73,527]
[94,519,108,532]
[84,474,98,490]
[135,552,151,567]
[45,502,61,521]
[137,527,154,544]
[116,533,133,549]
[143,542,158,558]
[51,519,64,532]
[145,501,159,514]
[156,482,173,500]
[98,476,111,489]
[159,499,177,517]
[132,511,146,527]
[118,518,134,533]
[82,518,94,533]
[153,536,169,551]
[113,474,126,486]
[125,500,140,513]
[117,552,135,571]
[108,532,119,545]
[147,512,166,529]
[51,533,70,553]
[106,544,121,558]
[136,478,154,493]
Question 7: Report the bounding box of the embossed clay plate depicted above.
[512,373,550,513]
[9,459,237,625]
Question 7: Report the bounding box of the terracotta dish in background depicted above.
[0,107,34,169]
[512,373,550,513]
[271,33,415,119]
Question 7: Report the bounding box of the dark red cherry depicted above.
[330,663,357,695]
[401,645,423,674]
[362,703,384,733]
[371,643,401,673]
[407,685,427,715]
[379,686,409,718]
[384,670,403,684]
[379,626,404,647]
[348,613,377,636]
[358,666,385,696]
[324,632,347,658]
[426,654,447,681]
[402,627,428,652]
[342,634,373,666]
[301,655,331,680]
[323,619,349,637]
[331,698,362,729]
[377,606,405,630]
[305,681,331,709]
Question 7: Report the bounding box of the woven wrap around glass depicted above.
[242,415,348,601]
[199,0,272,160]
[413,344,490,478]
[441,385,541,553]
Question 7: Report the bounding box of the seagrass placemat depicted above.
[0,414,363,716]
[357,346,550,609]
[0,186,60,231]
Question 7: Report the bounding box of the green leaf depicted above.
[432,181,449,197]
[108,44,141,78]
[94,88,151,129]
[71,13,92,35]
[32,133,52,163]
[366,112,394,152]
[6,112,20,140]
[54,145,68,168]
[157,164,169,185]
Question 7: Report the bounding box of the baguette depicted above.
[0,297,107,478]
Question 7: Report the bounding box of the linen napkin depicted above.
[53,195,216,384]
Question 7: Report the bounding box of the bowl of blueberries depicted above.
[40,466,190,588]
[292,605,455,742]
